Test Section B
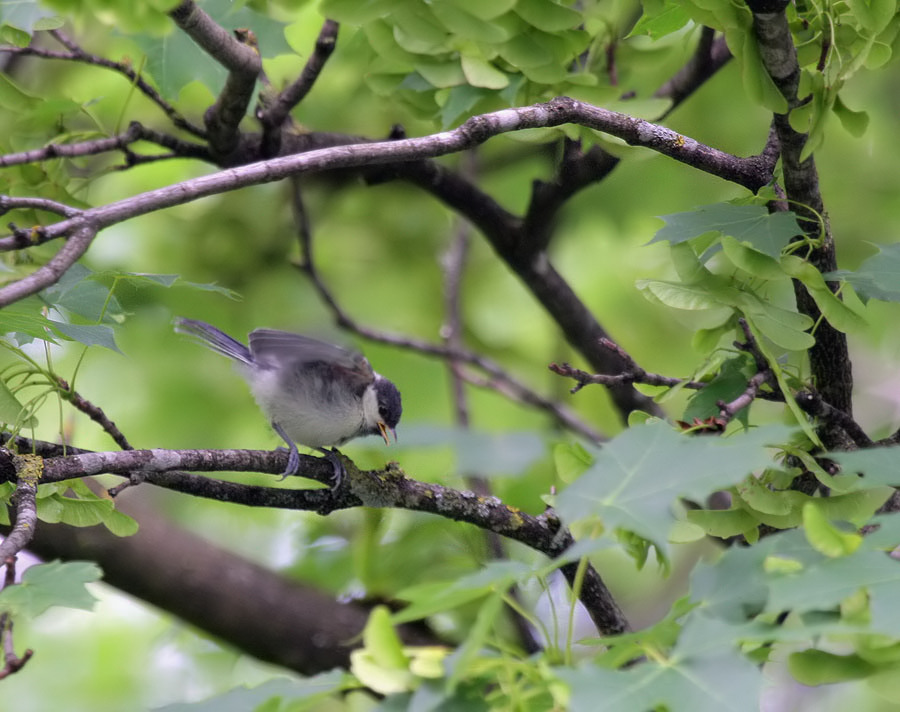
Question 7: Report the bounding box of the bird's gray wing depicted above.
[248,329,375,391]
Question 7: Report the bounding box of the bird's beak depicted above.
[377,421,393,445]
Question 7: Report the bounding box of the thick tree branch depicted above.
[0,444,630,636]
[3,496,439,674]
[169,0,261,159]
[748,3,853,421]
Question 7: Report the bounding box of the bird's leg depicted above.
[318,447,345,489]
[271,422,300,480]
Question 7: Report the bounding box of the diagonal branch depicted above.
[169,0,261,159]
[259,19,340,157]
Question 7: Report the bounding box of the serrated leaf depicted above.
[650,204,802,257]
[555,422,789,554]
[0,560,101,618]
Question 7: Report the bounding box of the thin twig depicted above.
[0,30,206,137]
[55,377,133,451]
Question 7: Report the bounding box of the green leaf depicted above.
[557,617,762,712]
[781,255,866,333]
[825,243,900,303]
[629,0,691,39]
[153,673,346,712]
[514,0,582,31]
[636,279,737,311]
[37,494,139,536]
[847,0,897,34]
[720,237,786,280]
[650,203,802,258]
[49,321,121,353]
[0,560,101,618]
[352,606,415,695]
[683,355,754,424]
[393,561,532,623]
[687,507,759,539]
[802,502,862,557]
[833,93,870,137]
[554,422,789,553]
[788,649,877,686]
[430,0,512,42]
[40,263,122,322]
[554,441,593,483]
[460,53,509,89]
[0,379,35,427]
[829,446,900,487]
[0,1,63,35]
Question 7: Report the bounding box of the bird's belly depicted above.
[249,369,363,447]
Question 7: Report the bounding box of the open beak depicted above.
[377,421,393,445]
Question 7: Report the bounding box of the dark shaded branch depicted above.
[260,19,339,157]
[794,390,872,448]
[55,377,133,451]
[550,360,704,393]
[748,3,853,421]
[5,496,438,674]
[169,0,262,158]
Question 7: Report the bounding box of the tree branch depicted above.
[259,19,339,157]
[0,444,630,635]
[748,2,853,422]
[169,0,261,159]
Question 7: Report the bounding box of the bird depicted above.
[174,317,402,486]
